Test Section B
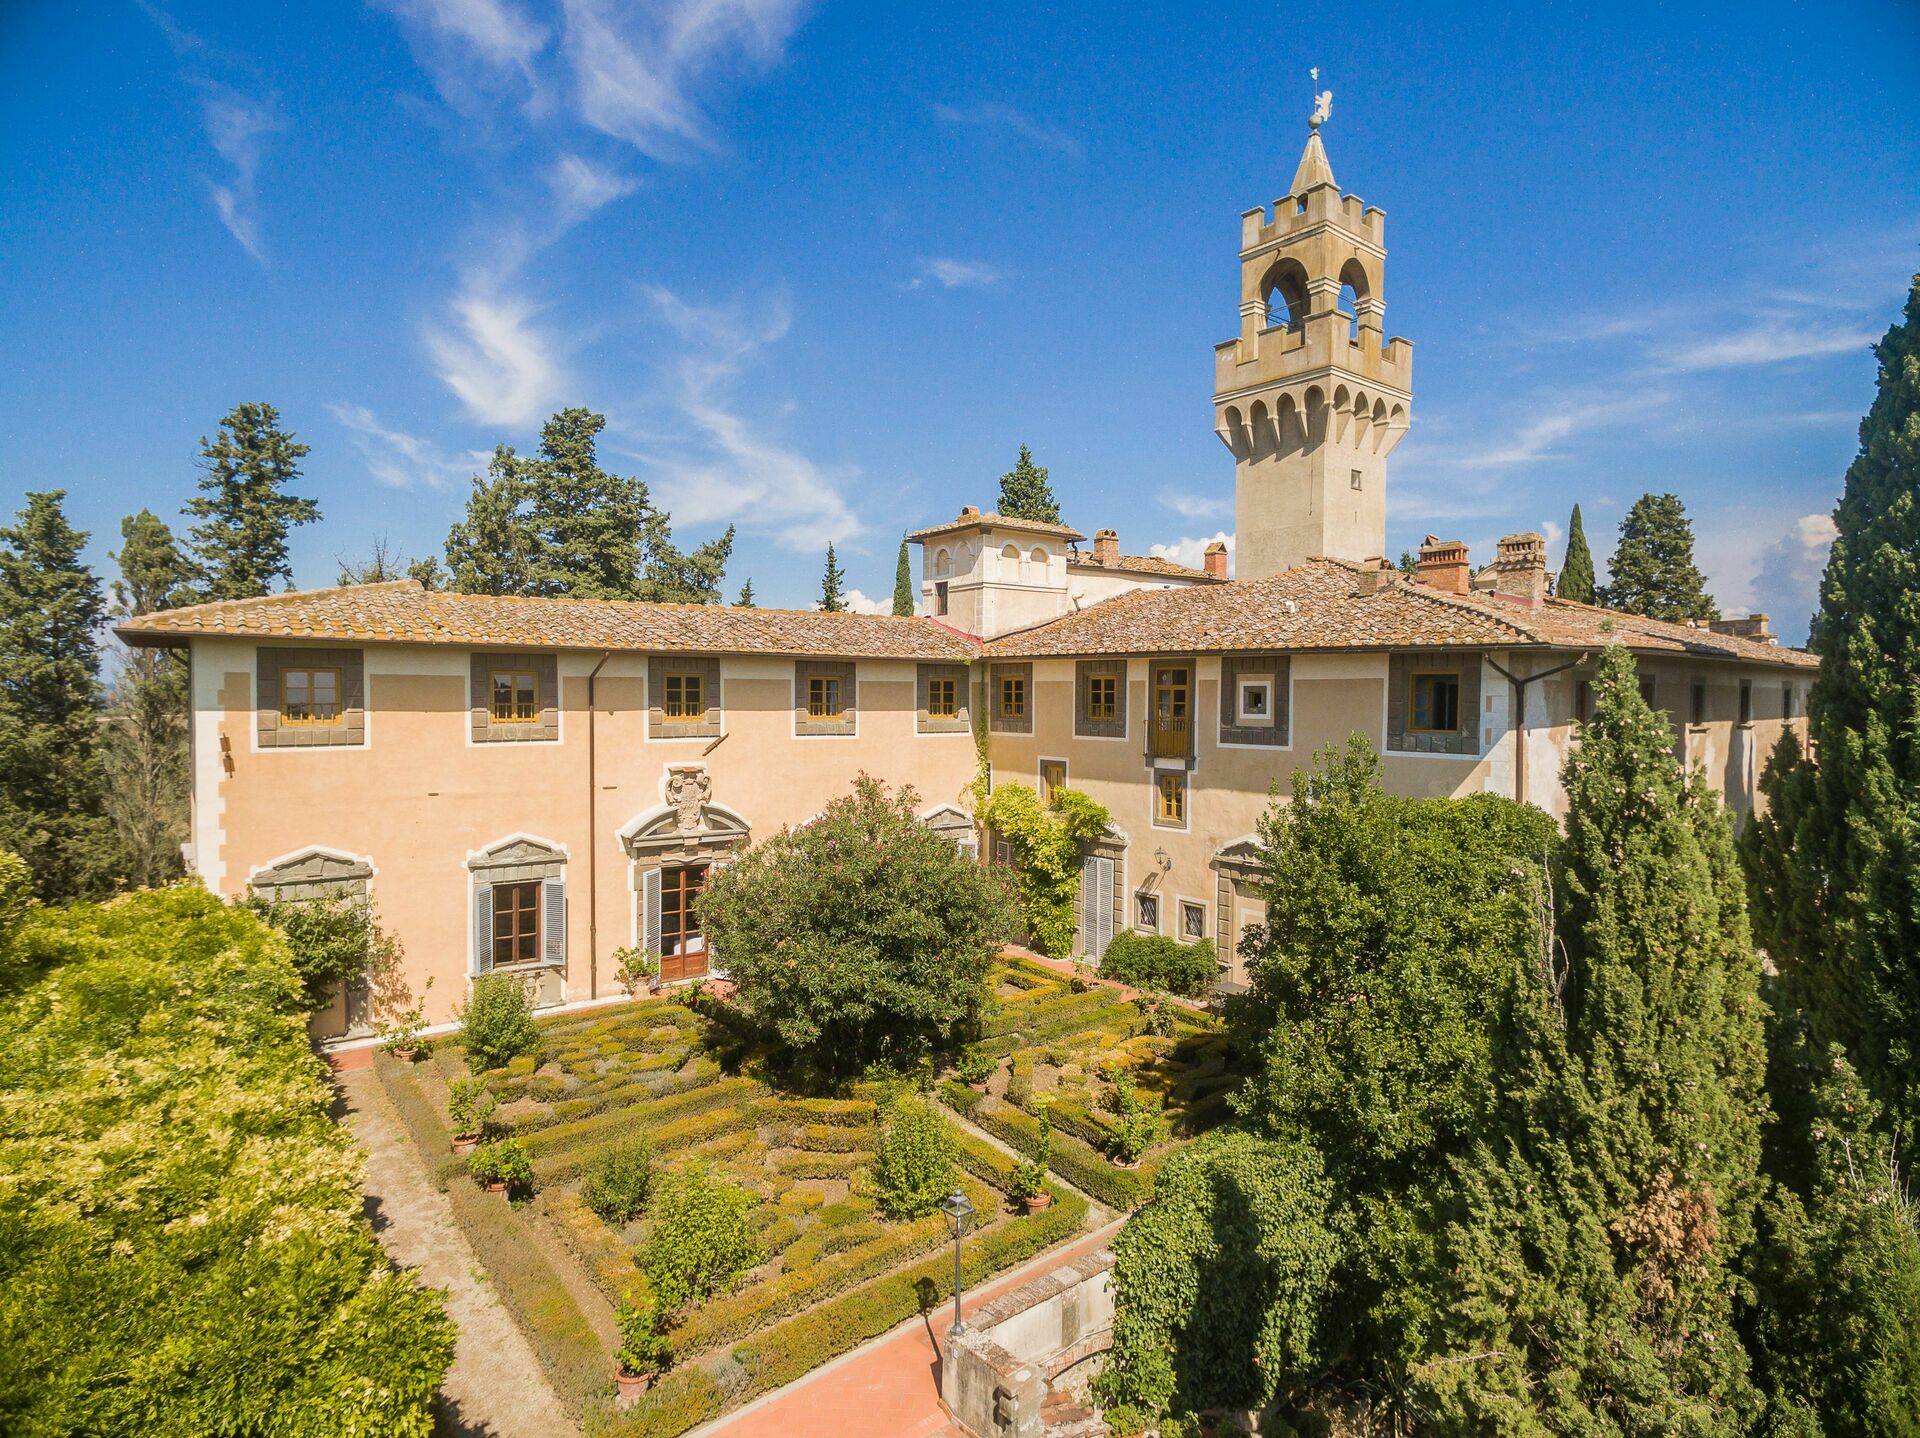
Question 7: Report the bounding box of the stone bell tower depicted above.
[1213,91,1413,580]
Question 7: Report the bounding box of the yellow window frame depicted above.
[1407,671,1461,734]
[927,676,958,719]
[999,675,1026,719]
[1086,674,1117,721]
[807,674,844,720]
[1040,760,1067,803]
[1156,771,1186,825]
[489,669,541,723]
[663,673,706,720]
[280,666,344,726]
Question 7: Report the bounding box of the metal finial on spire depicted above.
[1309,68,1332,130]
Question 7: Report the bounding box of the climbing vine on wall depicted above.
[976,779,1111,958]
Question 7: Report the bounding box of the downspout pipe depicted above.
[1488,652,1589,808]
[586,652,612,1000]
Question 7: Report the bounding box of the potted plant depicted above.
[468,1136,532,1199]
[612,945,662,998]
[379,975,433,1061]
[613,1278,670,1404]
[1106,1071,1157,1169]
[1010,1157,1051,1212]
[446,1075,498,1155]
[955,1046,995,1091]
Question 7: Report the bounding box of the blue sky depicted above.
[2,0,1915,640]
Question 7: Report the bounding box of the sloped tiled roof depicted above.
[116,580,981,661]
[1067,552,1222,582]
[905,510,1085,542]
[984,559,1819,668]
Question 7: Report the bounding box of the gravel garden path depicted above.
[337,1062,581,1438]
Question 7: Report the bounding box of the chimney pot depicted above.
[1492,532,1549,608]
[960,505,980,519]
[1203,540,1229,580]
[1705,614,1775,643]
[1415,535,1471,595]
[1093,528,1120,567]
[1355,558,1393,596]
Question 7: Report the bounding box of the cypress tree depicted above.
[1742,275,1920,1150]
[891,539,914,616]
[105,511,194,888]
[185,403,319,600]
[0,492,116,900]
[1603,493,1718,620]
[819,544,846,612]
[1558,502,1596,604]
[734,579,755,608]
[996,444,1062,523]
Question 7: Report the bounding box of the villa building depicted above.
[119,122,1815,1038]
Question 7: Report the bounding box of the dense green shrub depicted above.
[1095,1130,1336,1426]
[616,1277,672,1376]
[976,781,1112,956]
[0,881,453,1436]
[700,776,1016,1079]
[1098,931,1217,997]
[469,1136,534,1195]
[869,1095,956,1220]
[243,885,393,1010]
[644,1161,760,1312]
[462,970,541,1071]
[581,1136,654,1223]
[447,1073,498,1138]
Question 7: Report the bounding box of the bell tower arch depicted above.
[1214,94,1413,579]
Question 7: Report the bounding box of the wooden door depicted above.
[1151,665,1191,758]
[659,863,710,982]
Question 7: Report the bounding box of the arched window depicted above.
[1338,259,1370,344]
[1029,547,1048,576]
[934,548,951,578]
[1260,258,1310,330]
[1001,543,1022,581]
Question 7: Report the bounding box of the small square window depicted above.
[807,675,843,719]
[1237,679,1272,726]
[927,677,958,719]
[1136,892,1159,931]
[1350,468,1363,491]
[999,675,1026,719]
[1180,901,1206,941]
[1040,760,1067,804]
[1155,771,1186,827]
[664,673,706,720]
[489,669,539,722]
[280,666,343,725]
[1409,673,1461,734]
[1086,674,1117,721]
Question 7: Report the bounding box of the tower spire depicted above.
[1291,69,1337,194]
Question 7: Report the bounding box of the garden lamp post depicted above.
[940,1188,975,1337]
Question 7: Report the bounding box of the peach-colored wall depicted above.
[196,642,979,1026]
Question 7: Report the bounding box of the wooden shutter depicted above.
[1093,856,1116,958]
[643,865,663,957]
[542,877,566,967]
[1078,855,1099,957]
[473,884,493,974]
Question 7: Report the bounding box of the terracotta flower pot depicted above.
[451,1134,478,1156]
[391,1046,420,1063]
[967,1079,988,1092]
[485,1179,507,1194]
[614,1368,655,1406]
[1022,1192,1053,1213]
[1113,1157,1142,1171]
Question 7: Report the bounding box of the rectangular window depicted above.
[1639,676,1658,709]
[1181,901,1206,940]
[1155,771,1186,827]
[489,669,539,722]
[491,880,541,967]
[1738,680,1752,726]
[1409,672,1461,734]
[1782,682,1795,719]
[999,675,1026,719]
[1237,679,1272,725]
[807,674,843,719]
[1086,674,1117,721]
[280,666,343,725]
[934,580,949,616]
[1350,468,1363,491]
[664,673,706,720]
[1574,679,1593,724]
[1040,760,1067,804]
[1152,664,1192,758]
[1136,892,1159,931]
[927,676,958,718]
[1691,680,1707,726]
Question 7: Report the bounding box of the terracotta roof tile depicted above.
[1067,552,1222,581]
[906,509,1085,542]
[117,580,982,661]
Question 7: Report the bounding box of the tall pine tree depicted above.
[996,445,1062,523]
[1742,275,1920,1150]
[1558,501,1596,604]
[185,403,319,600]
[1604,492,1718,620]
[891,539,914,616]
[0,492,116,900]
[819,544,846,612]
[734,579,755,608]
[442,409,730,601]
[105,512,193,888]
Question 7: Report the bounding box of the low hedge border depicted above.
[951,1092,1149,1211]
[522,1077,759,1170]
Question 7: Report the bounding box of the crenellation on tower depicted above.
[1216,113,1413,580]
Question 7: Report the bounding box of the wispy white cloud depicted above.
[373,0,547,110]
[1655,325,1878,373]
[1149,531,1232,575]
[327,403,492,489]
[1452,395,1647,468]
[634,285,862,551]
[837,588,892,616]
[907,258,1005,291]
[426,290,568,426]
[1156,489,1231,521]
[933,101,1082,157]
[549,152,639,224]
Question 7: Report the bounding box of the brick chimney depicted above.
[1092,528,1120,566]
[1492,532,1549,608]
[1414,535,1470,595]
[1354,558,1393,596]
[1706,614,1775,644]
[1203,540,1229,580]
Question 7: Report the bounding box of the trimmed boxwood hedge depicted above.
[947,1092,1151,1210]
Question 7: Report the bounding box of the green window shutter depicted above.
[473,884,493,974]
[542,877,566,967]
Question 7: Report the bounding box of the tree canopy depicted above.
[185,402,319,601]
[105,511,194,889]
[1558,501,1596,604]
[891,539,914,616]
[996,444,1062,523]
[1604,492,1717,620]
[818,542,846,612]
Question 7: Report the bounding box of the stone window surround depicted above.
[1386,651,1482,758]
[649,655,722,740]
[256,646,365,749]
[1218,654,1291,748]
[470,650,559,744]
[1074,658,1127,740]
[1152,768,1188,830]
[917,663,971,735]
[990,662,1033,735]
[793,659,857,737]
[468,836,567,975]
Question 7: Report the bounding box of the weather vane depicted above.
[1309,67,1333,130]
